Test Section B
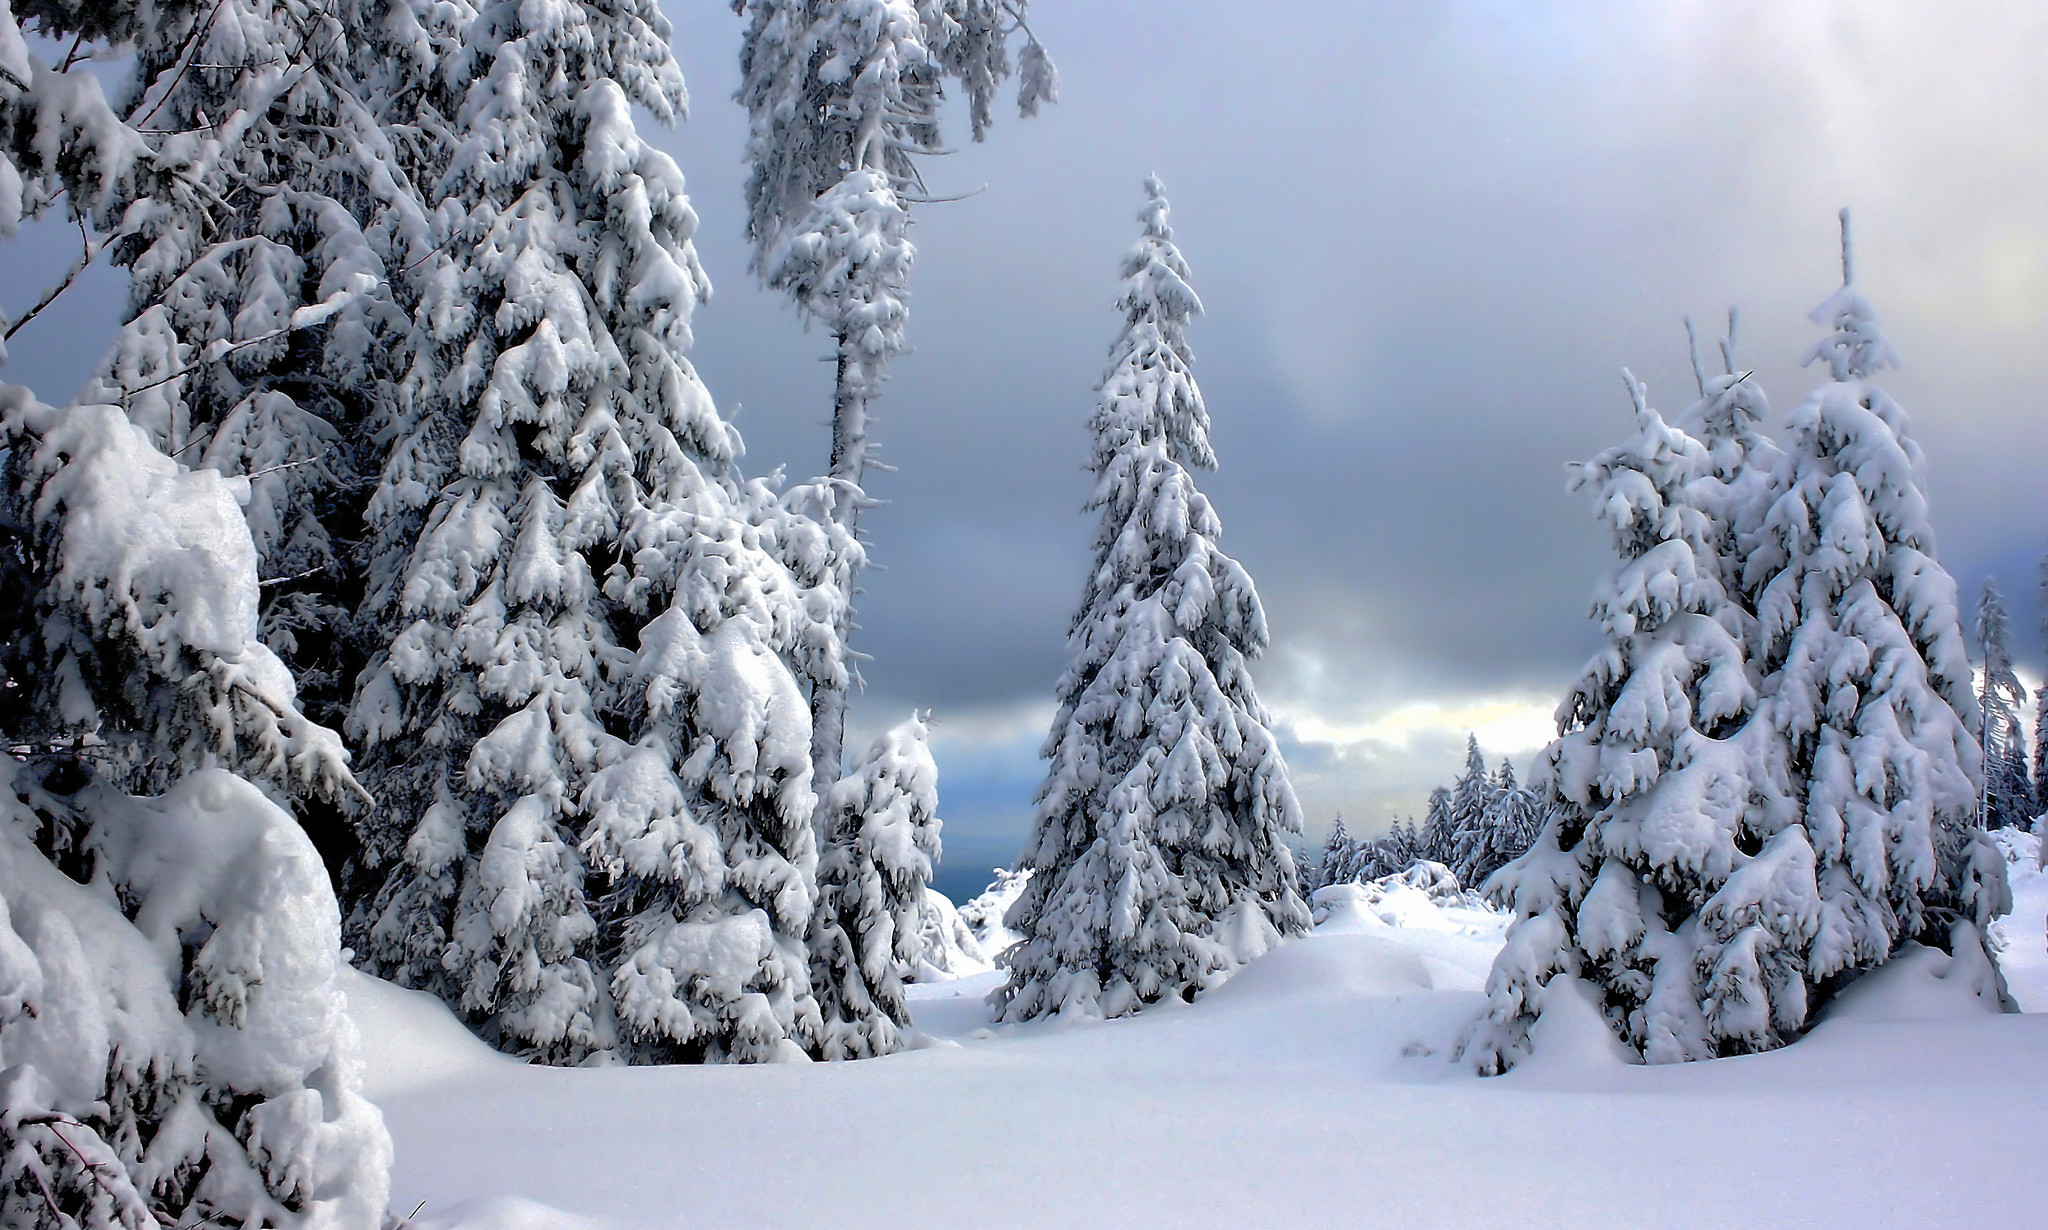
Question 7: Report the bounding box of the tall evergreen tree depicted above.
[1974,578,2032,831]
[1,6,395,1187]
[996,179,1308,1023]
[732,0,1056,802]
[2036,549,2048,821]
[344,0,824,1063]
[1443,734,1493,883]
[1465,370,1775,1070]
[75,0,456,744]
[1468,218,2009,1074]
[1416,784,1454,866]
[1750,215,2006,968]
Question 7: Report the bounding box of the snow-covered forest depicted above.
[2,3,2046,1228]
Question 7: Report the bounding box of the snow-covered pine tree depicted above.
[1311,813,1355,892]
[1443,735,1494,884]
[345,0,823,1064]
[733,0,1056,802]
[2038,550,2048,821]
[1468,218,2010,1073]
[810,713,943,1057]
[1462,369,1779,1071]
[1747,213,2006,985]
[72,0,457,752]
[1456,759,1540,891]
[0,386,390,1228]
[996,178,1309,1022]
[1974,579,2032,831]
[1415,784,1455,867]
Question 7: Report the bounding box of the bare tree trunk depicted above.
[811,336,869,806]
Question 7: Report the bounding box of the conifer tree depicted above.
[345,0,823,1063]
[1974,579,2032,831]
[74,0,456,745]
[996,179,1308,1022]
[2035,550,2048,821]
[810,714,943,1058]
[1464,369,1774,1071]
[0,395,387,1230]
[1749,215,2006,970]
[1416,785,1455,867]
[733,0,1056,800]
[1443,735,1493,883]
[1468,217,2009,1073]
[1313,813,1355,891]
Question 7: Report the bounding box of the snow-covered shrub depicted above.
[0,388,388,1226]
[909,888,992,981]
[0,762,390,1230]
[811,716,943,1057]
[957,867,1031,957]
[996,179,1309,1023]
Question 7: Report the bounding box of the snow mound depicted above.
[955,865,1031,956]
[1312,861,1504,937]
[910,887,993,980]
[1987,825,2048,1011]
[410,1196,612,1230]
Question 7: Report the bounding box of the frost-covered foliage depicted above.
[996,180,1308,1023]
[732,0,1056,276]
[1753,234,2005,961]
[344,0,823,1064]
[909,886,990,980]
[957,865,1029,956]
[67,0,460,737]
[1974,579,2032,832]
[0,760,390,1230]
[0,393,358,807]
[733,0,1055,803]
[1466,368,1779,1071]
[0,387,386,1226]
[1467,233,2008,1073]
[810,715,942,1058]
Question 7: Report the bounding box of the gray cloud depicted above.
[7,1,2046,877]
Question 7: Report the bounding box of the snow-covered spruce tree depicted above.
[2038,550,2048,820]
[1443,735,1494,884]
[0,387,390,1229]
[1310,813,1356,892]
[1974,579,2032,831]
[1747,216,2006,985]
[345,0,823,1063]
[1415,784,1454,867]
[733,0,1056,801]
[996,179,1308,1022]
[72,0,460,751]
[1468,222,2010,1073]
[1452,758,1540,892]
[810,714,942,1057]
[1462,370,1783,1071]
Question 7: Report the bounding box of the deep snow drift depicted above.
[352,855,2048,1230]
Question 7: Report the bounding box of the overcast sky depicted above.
[6,1,2047,899]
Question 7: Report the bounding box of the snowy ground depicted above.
[353,860,2048,1230]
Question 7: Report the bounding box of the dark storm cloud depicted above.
[664,2,2048,772]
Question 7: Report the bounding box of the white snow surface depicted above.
[352,868,2048,1230]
